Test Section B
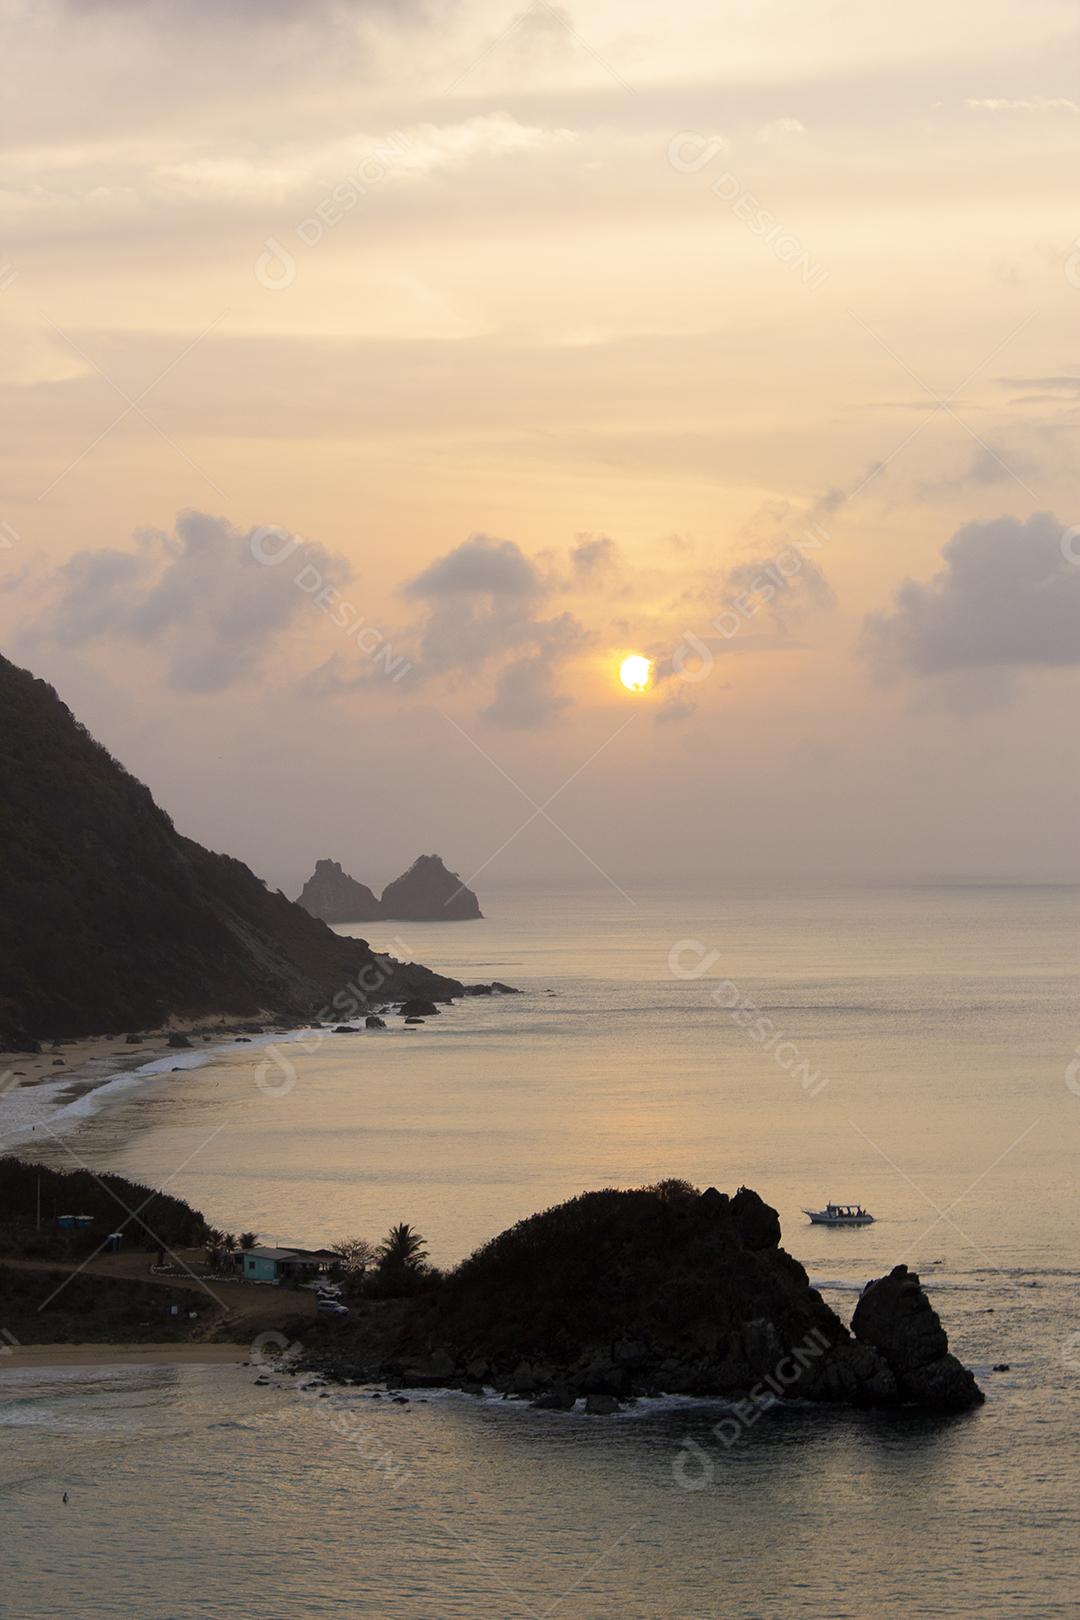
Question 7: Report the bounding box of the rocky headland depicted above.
[296,853,483,924]
[302,1182,984,1415]
[0,653,464,1048]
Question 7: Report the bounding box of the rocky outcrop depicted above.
[303,1183,983,1415]
[851,1264,984,1411]
[296,860,382,924]
[296,853,483,924]
[380,855,482,922]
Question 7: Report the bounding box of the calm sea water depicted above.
[2,881,1079,1616]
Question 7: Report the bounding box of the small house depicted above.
[56,1214,94,1230]
[239,1246,337,1285]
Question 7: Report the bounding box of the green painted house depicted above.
[239,1246,336,1285]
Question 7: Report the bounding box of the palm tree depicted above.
[239,1232,258,1251]
[378,1223,428,1273]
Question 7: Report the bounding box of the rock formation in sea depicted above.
[295,853,483,923]
[295,859,383,923]
[0,653,463,1047]
[304,1181,984,1414]
[850,1263,984,1410]
[379,854,483,921]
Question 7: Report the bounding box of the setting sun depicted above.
[619,654,652,693]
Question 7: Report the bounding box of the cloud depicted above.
[916,440,1038,499]
[965,97,1080,113]
[862,511,1080,680]
[654,688,698,724]
[722,550,836,626]
[307,532,590,727]
[569,534,618,582]
[755,118,807,142]
[480,652,570,729]
[28,509,349,692]
[404,533,541,599]
[156,115,574,204]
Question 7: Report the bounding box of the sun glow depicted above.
[619,654,653,693]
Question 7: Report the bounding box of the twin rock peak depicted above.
[297,854,483,924]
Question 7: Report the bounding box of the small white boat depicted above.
[803,1201,875,1226]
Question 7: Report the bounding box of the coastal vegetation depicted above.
[0,1159,208,1255]
[0,1163,982,1416]
[303,1181,984,1413]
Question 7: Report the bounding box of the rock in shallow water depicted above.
[851,1264,985,1411]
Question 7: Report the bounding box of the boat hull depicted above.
[805,1211,874,1226]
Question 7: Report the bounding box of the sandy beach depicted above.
[0,1342,252,1371]
[1,1013,278,1093]
[0,1013,311,1154]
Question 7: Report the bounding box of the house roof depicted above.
[243,1246,333,1262]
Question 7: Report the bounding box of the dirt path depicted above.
[1,1248,318,1340]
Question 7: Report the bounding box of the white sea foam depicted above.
[0,1027,326,1151]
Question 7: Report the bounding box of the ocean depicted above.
[1,880,1078,1616]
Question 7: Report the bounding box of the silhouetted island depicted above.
[296,859,383,924]
[381,854,483,921]
[303,1181,984,1414]
[296,853,483,923]
[0,654,462,1048]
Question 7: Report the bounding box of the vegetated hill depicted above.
[307,1181,983,1412]
[0,1158,207,1248]
[0,654,462,1046]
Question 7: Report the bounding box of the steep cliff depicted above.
[0,654,461,1046]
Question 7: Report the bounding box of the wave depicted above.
[0,1028,325,1148]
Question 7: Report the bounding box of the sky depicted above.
[2,0,1079,894]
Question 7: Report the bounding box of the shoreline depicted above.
[0,1342,251,1371]
[1,1011,284,1092]
[0,1016,320,1154]
[0,988,517,1158]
